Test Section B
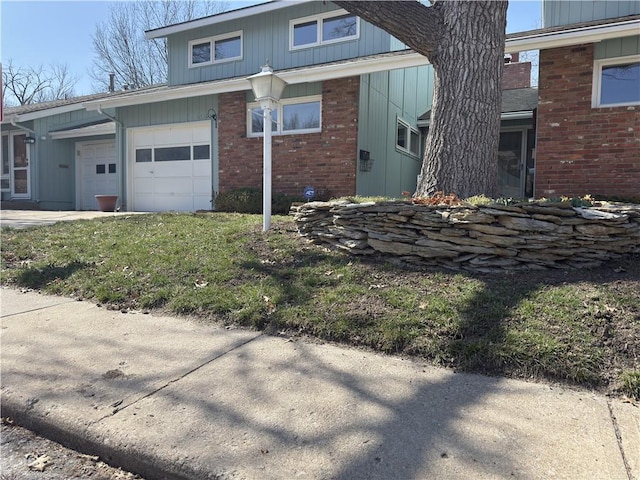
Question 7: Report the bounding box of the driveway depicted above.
[0,210,147,229]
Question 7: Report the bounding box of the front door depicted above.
[11,134,30,199]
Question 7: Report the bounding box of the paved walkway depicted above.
[0,209,147,229]
[1,287,638,480]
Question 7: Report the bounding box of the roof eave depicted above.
[85,51,431,110]
[505,17,640,52]
[145,0,312,39]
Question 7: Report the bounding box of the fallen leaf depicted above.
[28,455,54,472]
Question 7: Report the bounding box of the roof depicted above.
[2,88,147,123]
[418,87,539,126]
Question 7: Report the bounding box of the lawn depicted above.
[1,212,639,399]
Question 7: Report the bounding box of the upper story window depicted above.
[592,55,640,108]
[248,95,322,137]
[290,10,359,50]
[396,118,421,158]
[189,31,242,68]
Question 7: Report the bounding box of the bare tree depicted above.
[2,59,79,106]
[91,0,228,92]
[334,1,508,199]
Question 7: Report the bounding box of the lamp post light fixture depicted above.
[247,63,287,232]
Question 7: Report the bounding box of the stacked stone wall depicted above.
[292,201,640,273]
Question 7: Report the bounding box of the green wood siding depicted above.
[357,66,434,198]
[167,3,392,86]
[28,110,115,209]
[543,0,640,28]
[594,35,640,58]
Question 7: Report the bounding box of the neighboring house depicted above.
[1,0,638,212]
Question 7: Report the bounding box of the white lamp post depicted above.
[247,63,287,232]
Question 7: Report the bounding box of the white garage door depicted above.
[130,122,212,212]
[78,140,118,210]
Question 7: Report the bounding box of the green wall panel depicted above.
[167,2,392,86]
[595,35,640,59]
[543,0,640,27]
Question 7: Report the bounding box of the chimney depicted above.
[502,53,531,90]
[109,73,115,93]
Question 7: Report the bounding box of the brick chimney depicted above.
[502,53,531,90]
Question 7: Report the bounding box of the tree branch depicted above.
[332,0,443,59]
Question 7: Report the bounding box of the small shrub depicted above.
[214,188,305,215]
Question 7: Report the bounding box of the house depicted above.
[1,0,638,212]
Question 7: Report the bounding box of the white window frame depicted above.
[247,95,322,137]
[188,30,243,68]
[591,54,640,108]
[396,118,421,158]
[1,133,9,192]
[289,9,360,51]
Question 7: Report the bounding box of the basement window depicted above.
[592,55,640,108]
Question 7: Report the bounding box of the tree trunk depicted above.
[333,1,508,199]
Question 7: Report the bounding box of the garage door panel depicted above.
[153,162,192,177]
[193,160,210,176]
[194,196,212,211]
[131,122,211,212]
[154,177,192,195]
[193,178,212,195]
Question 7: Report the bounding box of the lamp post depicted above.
[247,63,287,232]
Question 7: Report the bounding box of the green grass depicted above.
[2,212,639,397]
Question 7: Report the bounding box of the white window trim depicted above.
[247,95,322,137]
[188,30,243,68]
[396,118,421,158]
[289,9,360,51]
[591,54,640,108]
[1,133,9,192]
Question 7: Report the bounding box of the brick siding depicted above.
[536,44,640,199]
[217,76,359,199]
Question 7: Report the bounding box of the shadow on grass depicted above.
[15,261,90,290]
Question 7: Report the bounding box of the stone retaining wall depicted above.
[291,201,640,272]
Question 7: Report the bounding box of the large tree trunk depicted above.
[334,1,508,199]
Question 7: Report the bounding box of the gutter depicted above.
[9,117,36,136]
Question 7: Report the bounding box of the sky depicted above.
[1,0,542,97]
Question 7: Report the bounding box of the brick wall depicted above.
[536,44,640,199]
[502,61,531,90]
[217,76,359,199]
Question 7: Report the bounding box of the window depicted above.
[290,10,359,49]
[189,31,242,67]
[248,96,322,137]
[396,119,421,157]
[155,146,191,162]
[592,55,640,108]
[135,145,211,162]
[96,164,106,174]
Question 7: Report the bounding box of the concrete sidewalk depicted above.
[0,209,148,229]
[1,287,638,480]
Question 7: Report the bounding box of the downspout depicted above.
[96,106,126,210]
[10,117,39,203]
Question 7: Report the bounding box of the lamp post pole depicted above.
[247,63,287,232]
[262,100,273,232]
